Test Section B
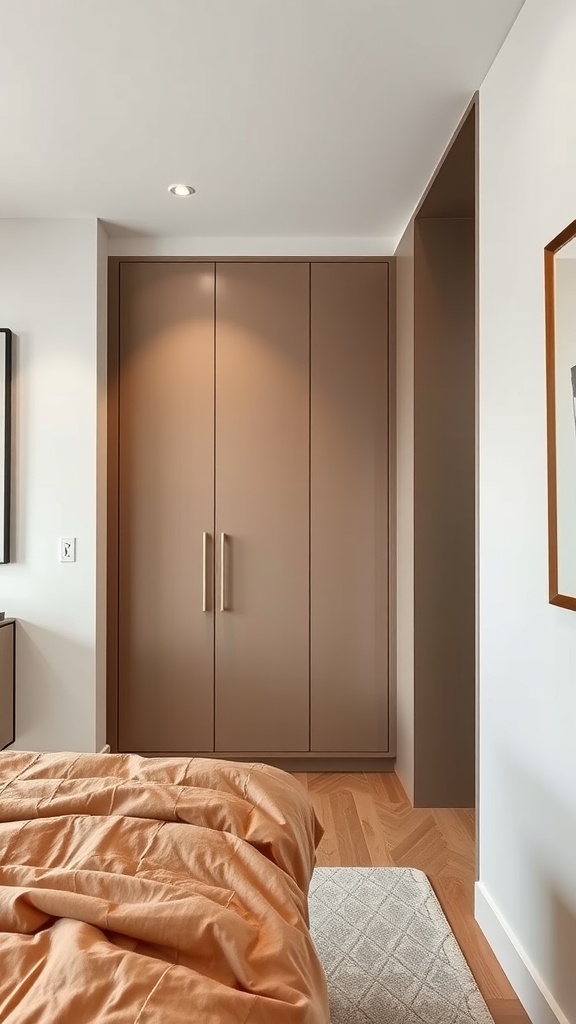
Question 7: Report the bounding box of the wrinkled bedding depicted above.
[0,751,329,1023]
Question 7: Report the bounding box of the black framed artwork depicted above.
[0,330,12,564]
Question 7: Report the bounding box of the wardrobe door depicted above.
[118,262,215,752]
[311,262,389,752]
[214,262,310,752]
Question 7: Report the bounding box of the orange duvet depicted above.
[0,752,329,1023]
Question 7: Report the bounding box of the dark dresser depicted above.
[0,618,15,749]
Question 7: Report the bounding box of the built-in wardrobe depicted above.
[107,259,392,765]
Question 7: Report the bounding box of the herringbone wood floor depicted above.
[293,772,531,1024]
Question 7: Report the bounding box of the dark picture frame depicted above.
[0,330,12,564]
[544,222,576,610]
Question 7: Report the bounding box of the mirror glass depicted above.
[546,221,576,609]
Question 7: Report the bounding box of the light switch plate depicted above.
[59,537,76,562]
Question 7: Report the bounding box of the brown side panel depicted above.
[214,262,310,752]
[117,262,215,752]
[0,621,14,749]
[311,262,389,752]
[413,218,475,807]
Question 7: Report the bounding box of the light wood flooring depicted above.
[293,772,530,1024]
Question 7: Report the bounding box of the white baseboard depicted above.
[98,744,111,754]
[475,882,569,1024]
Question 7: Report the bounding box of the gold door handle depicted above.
[220,533,227,612]
[202,532,210,612]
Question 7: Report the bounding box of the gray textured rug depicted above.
[308,867,494,1024]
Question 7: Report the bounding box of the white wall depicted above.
[107,235,393,257]
[476,2,576,1021]
[0,219,100,752]
[95,221,108,750]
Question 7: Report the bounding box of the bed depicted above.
[0,751,330,1023]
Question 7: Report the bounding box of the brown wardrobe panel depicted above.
[118,262,215,752]
[214,262,310,752]
[311,262,389,752]
[413,218,475,807]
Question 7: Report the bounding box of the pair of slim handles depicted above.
[202,532,228,613]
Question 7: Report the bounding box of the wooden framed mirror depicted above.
[545,220,576,610]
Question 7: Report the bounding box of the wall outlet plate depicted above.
[59,537,76,562]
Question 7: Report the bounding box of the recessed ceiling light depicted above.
[168,183,196,197]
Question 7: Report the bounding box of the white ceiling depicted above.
[0,0,525,244]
